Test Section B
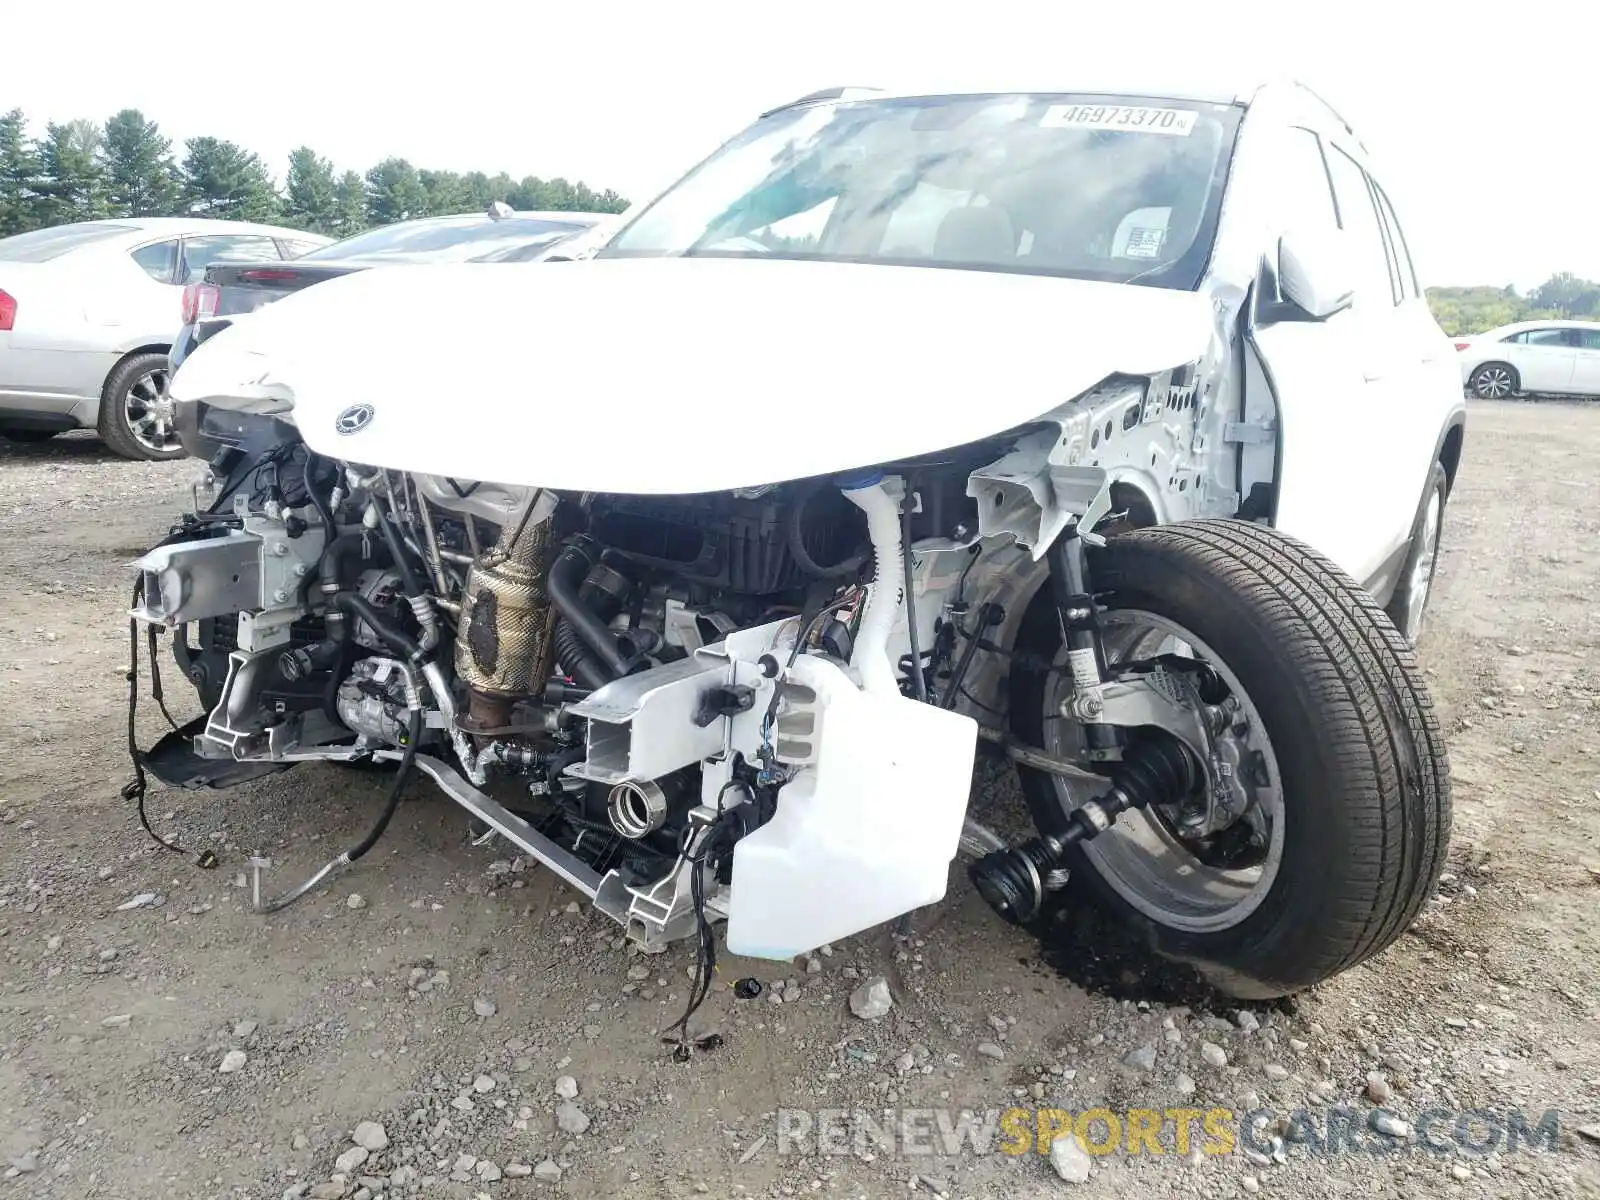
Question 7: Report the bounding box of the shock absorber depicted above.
[969,731,1198,925]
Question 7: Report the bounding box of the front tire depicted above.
[98,351,182,461]
[1468,361,1518,400]
[1012,519,1451,999]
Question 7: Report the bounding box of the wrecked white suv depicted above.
[130,80,1462,1021]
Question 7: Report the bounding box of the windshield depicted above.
[0,222,131,262]
[301,216,595,264]
[601,93,1241,288]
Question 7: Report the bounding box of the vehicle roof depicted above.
[764,74,1328,112]
[368,210,608,229]
[88,216,334,239]
[1483,317,1600,333]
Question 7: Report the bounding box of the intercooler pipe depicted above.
[547,540,631,682]
[835,471,905,696]
[552,617,614,693]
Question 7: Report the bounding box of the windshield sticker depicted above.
[1123,227,1167,258]
[1039,104,1197,136]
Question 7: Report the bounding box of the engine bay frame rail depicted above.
[373,748,605,897]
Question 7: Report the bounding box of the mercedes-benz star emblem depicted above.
[334,404,374,435]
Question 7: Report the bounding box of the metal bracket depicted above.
[1222,420,1275,446]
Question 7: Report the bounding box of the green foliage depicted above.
[0,108,39,236]
[1427,278,1600,335]
[33,120,108,225]
[333,171,368,238]
[103,109,179,217]
[181,137,279,221]
[364,157,428,225]
[0,105,630,241]
[283,147,339,234]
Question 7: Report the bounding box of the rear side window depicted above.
[179,234,285,283]
[1324,146,1393,310]
[282,239,326,258]
[0,222,129,262]
[1577,329,1600,349]
[1371,183,1419,299]
[129,239,179,283]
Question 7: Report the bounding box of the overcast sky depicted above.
[8,1,1590,288]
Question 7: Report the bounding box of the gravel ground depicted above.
[2,401,1599,1200]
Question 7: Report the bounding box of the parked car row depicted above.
[0,206,608,459]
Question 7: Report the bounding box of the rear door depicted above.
[1570,327,1600,395]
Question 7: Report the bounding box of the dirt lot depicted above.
[1,400,1598,1200]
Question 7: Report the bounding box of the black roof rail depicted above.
[759,86,880,119]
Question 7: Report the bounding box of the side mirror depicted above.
[1276,227,1355,320]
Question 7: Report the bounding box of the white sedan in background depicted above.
[1455,318,1600,400]
[0,218,331,459]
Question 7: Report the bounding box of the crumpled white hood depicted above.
[171,256,1215,494]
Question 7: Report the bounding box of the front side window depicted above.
[1575,328,1600,350]
[1324,145,1393,309]
[601,93,1244,289]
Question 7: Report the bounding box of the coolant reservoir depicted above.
[725,653,978,959]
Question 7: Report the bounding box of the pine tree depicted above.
[364,158,427,224]
[332,170,368,238]
[0,108,41,235]
[34,119,109,224]
[283,146,338,233]
[101,109,180,217]
[181,136,279,221]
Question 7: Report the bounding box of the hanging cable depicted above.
[253,707,423,913]
[659,779,751,1060]
[120,576,187,857]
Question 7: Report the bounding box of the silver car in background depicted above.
[0,218,331,459]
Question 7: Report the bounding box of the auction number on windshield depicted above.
[1039,104,1198,135]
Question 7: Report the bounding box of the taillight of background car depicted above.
[181,282,220,325]
[1453,340,1473,351]
[0,288,15,332]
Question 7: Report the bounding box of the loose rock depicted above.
[219,1049,247,1074]
[473,997,497,1017]
[1200,1042,1228,1068]
[1123,1044,1157,1071]
[1048,1133,1092,1183]
[1364,1072,1394,1104]
[533,1159,562,1182]
[352,1121,388,1152]
[848,976,893,1020]
[556,1101,591,1134]
[1370,1112,1411,1139]
[555,1075,579,1099]
[346,893,367,910]
[334,1146,369,1174]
